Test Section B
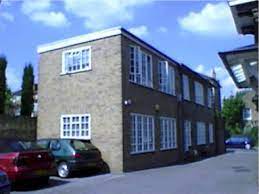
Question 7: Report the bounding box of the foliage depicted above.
[243,126,258,146]
[5,87,13,113]
[21,64,34,116]
[0,55,7,114]
[222,94,245,136]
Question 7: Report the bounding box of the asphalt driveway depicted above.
[12,149,258,194]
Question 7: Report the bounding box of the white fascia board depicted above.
[37,26,122,54]
[229,0,256,6]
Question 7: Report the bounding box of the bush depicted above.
[243,126,258,146]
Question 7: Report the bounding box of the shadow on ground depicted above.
[12,178,70,192]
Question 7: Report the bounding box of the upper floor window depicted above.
[129,46,153,88]
[243,108,252,120]
[130,113,155,154]
[207,87,213,108]
[158,61,176,95]
[61,114,91,140]
[62,46,91,74]
[197,121,206,145]
[182,74,190,100]
[194,81,204,105]
[160,117,177,150]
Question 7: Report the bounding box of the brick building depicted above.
[37,27,225,173]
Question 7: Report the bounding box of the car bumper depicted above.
[68,159,104,172]
[8,166,56,183]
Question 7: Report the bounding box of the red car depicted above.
[0,139,55,184]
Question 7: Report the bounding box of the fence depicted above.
[0,115,36,140]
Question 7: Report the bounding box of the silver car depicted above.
[0,171,10,194]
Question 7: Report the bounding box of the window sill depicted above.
[60,68,92,76]
[129,80,154,90]
[157,90,176,97]
[130,149,155,155]
[160,147,177,151]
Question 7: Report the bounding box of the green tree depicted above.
[0,55,7,114]
[5,87,13,114]
[222,94,245,136]
[20,64,34,116]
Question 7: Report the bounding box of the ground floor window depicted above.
[184,120,192,151]
[208,123,214,143]
[160,117,177,150]
[196,122,206,145]
[130,113,155,154]
[60,114,91,139]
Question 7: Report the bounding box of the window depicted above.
[208,123,214,143]
[130,113,155,154]
[129,46,153,87]
[194,81,204,105]
[243,108,252,120]
[158,61,176,95]
[60,114,90,139]
[62,46,91,74]
[207,87,213,108]
[184,120,192,151]
[196,122,206,145]
[182,74,190,100]
[231,64,246,83]
[160,117,177,150]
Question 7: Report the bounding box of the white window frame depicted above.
[194,81,204,105]
[207,87,213,108]
[158,61,176,95]
[129,46,153,88]
[61,46,91,74]
[182,74,190,100]
[130,113,155,154]
[160,117,177,150]
[243,108,252,120]
[60,114,91,140]
[208,123,214,143]
[196,122,206,145]
[184,120,192,151]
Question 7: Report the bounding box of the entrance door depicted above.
[184,120,192,152]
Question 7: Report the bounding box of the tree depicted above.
[222,94,245,136]
[4,87,13,114]
[20,64,34,116]
[0,55,7,114]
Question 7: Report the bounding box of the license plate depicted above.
[35,170,47,176]
[87,163,96,167]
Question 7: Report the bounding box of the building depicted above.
[11,84,38,117]
[219,0,258,97]
[37,27,225,173]
[239,90,258,127]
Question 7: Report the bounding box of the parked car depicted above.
[0,170,10,194]
[225,136,254,150]
[37,139,106,178]
[0,139,56,185]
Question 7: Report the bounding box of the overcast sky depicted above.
[0,0,254,98]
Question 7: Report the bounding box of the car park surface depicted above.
[12,149,258,194]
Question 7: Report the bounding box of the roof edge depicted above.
[37,26,123,53]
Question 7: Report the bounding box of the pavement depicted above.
[12,149,258,194]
